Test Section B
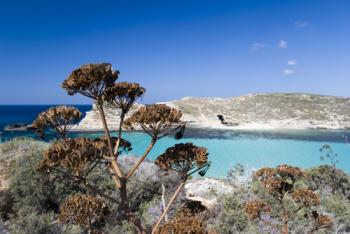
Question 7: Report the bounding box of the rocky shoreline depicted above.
[71,93,350,131]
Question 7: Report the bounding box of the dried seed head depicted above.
[155,143,209,179]
[316,214,332,229]
[276,164,305,178]
[59,194,107,230]
[93,136,132,155]
[38,138,106,176]
[291,188,320,207]
[103,82,145,112]
[62,63,119,100]
[124,104,182,130]
[244,200,271,219]
[157,216,207,234]
[32,106,82,139]
[312,211,332,229]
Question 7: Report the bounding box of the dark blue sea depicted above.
[0,105,91,141]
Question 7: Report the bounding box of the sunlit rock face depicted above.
[72,103,144,131]
[74,93,350,131]
[184,178,234,209]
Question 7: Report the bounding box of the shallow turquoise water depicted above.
[2,105,348,178]
[72,129,350,178]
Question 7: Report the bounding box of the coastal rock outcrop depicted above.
[72,103,144,131]
[73,93,350,131]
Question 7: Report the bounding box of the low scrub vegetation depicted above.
[1,138,350,233]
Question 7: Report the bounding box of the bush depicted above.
[0,139,86,233]
[0,190,13,220]
[9,146,83,213]
[210,189,250,233]
[1,142,183,233]
[306,165,350,199]
[7,208,61,234]
[323,194,350,232]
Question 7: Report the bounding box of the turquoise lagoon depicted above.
[2,106,349,178]
[71,129,350,178]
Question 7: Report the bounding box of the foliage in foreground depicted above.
[27,63,212,233]
[1,138,350,233]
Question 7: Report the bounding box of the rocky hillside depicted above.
[73,93,350,130]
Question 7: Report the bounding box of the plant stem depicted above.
[126,138,156,180]
[280,198,289,234]
[97,104,145,233]
[97,104,123,181]
[113,111,125,156]
[152,181,185,233]
[119,178,146,233]
[161,184,168,222]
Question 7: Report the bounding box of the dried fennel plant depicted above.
[33,63,211,233]
[32,105,82,139]
[244,165,332,234]
[152,143,211,233]
[59,194,108,234]
[156,200,210,234]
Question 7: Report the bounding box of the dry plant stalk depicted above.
[103,82,145,156]
[124,104,184,180]
[32,63,210,233]
[155,143,209,180]
[152,143,211,233]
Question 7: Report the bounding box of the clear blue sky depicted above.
[0,0,349,104]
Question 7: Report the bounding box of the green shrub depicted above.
[0,190,13,220]
[306,165,350,198]
[7,207,61,234]
[211,192,249,233]
[9,147,83,213]
[323,194,350,232]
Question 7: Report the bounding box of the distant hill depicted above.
[74,93,350,130]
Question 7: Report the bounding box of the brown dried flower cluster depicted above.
[93,136,132,155]
[276,164,305,178]
[124,104,182,137]
[157,216,208,234]
[291,188,320,207]
[253,165,305,198]
[103,82,145,112]
[38,138,107,176]
[32,105,82,139]
[244,200,272,219]
[59,194,107,231]
[62,63,119,99]
[312,211,332,230]
[155,143,209,178]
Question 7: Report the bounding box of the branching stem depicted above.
[152,181,185,233]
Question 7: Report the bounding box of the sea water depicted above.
[1,105,349,178]
[73,129,350,178]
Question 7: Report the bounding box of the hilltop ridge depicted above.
[73,93,350,131]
